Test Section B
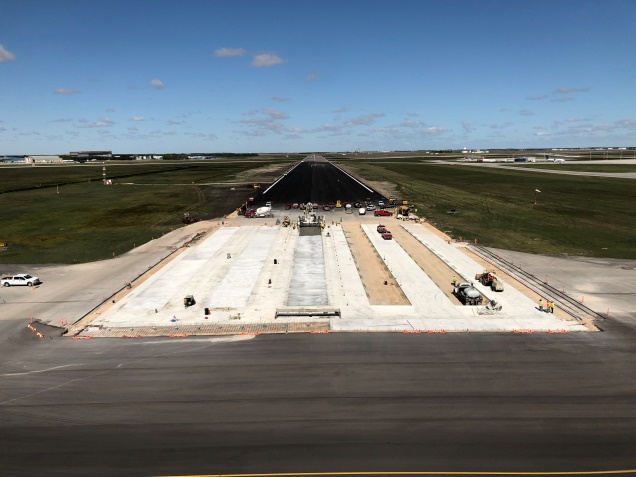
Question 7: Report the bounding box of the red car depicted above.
[374,210,393,217]
[284,204,291,210]
[322,205,331,211]
[245,209,255,218]
[382,232,393,240]
[292,203,299,209]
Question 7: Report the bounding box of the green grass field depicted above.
[0,160,292,264]
[338,161,636,259]
[2,156,635,263]
[516,164,636,173]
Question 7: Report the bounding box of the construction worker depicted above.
[538,298,543,311]
[546,300,551,313]
[452,275,457,286]
[550,301,555,314]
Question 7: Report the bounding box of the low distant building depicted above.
[134,155,163,160]
[27,155,63,163]
[70,150,112,159]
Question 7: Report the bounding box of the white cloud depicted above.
[311,124,344,134]
[150,79,165,89]
[130,116,146,122]
[345,113,385,126]
[400,119,423,129]
[519,109,535,116]
[239,108,289,136]
[272,96,291,103]
[332,107,347,114]
[566,117,590,122]
[615,119,636,129]
[50,118,73,123]
[106,108,115,112]
[526,95,548,100]
[461,121,476,133]
[251,53,284,67]
[54,88,80,95]
[76,118,113,128]
[422,126,447,136]
[305,73,318,82]
[554,87,590,94]
[262,108,288,120]
[0,44,16,62]
[551,97,574,103]
[214,47,246,57]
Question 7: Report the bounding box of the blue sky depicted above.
[1,0,635,154]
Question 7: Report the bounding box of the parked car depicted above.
[382,232,393,240]
[1,274,41,287]
[292,203,299,209]
[366,204,376,211]
[284,204,291,210]
[374,209,393,217]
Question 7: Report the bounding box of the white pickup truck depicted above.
[1,274,41,287]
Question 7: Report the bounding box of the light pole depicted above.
[534,189,541,205]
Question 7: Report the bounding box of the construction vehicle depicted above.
[282,216,291,227]
[397,205,410,216]
[453,282,483,306]
[182,212,200,224]
[256,206,272,217]
[475,270,504,291]
[335,200,342,208]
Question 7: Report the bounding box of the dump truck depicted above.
[453,282,483,305]
[475,270,504,291]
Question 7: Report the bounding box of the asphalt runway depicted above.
[1,318,635,477]
[259,154,384,206]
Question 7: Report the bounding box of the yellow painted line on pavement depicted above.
[158,470,636,477]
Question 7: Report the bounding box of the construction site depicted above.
[73,155,599,338]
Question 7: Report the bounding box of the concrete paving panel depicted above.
[287,234,328,306]
[401,223,589,331]
[207,226,279,309]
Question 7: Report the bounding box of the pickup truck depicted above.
[2,274,41,287]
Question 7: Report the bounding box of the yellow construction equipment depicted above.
[475,270,504,292]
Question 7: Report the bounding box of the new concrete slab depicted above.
[88,223,590,334]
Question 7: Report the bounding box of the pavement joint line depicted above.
[156,468,636,476]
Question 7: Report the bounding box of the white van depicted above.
[358,207,366,215]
